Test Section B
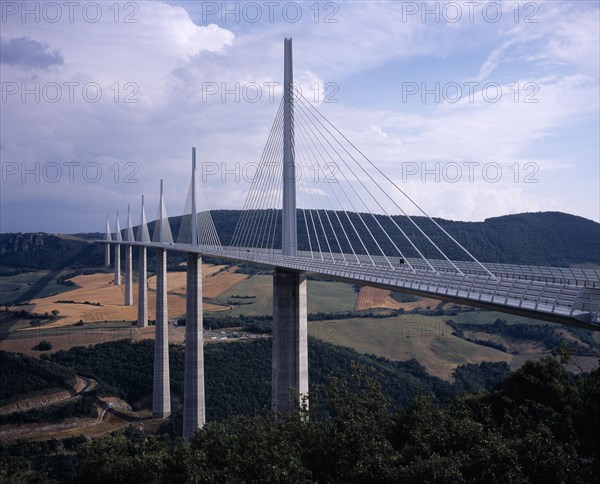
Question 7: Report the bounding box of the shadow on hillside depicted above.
[16,251,102,304]
[0,250,106,343]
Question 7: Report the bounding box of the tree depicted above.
[0,442,49,484]
[76,434,169,484]
[36,341,52,351]
[391,397,521,483]
[308,363,396,482]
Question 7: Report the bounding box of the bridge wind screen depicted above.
[229,88,493,277]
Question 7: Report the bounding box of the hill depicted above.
[0,351,76,405]
[1,211,598,272]
[212,210,600,266]
[0,233,104,273]
[47,338,509,422]
[1,352,597,483]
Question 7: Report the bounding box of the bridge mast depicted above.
[272,38,308,417]
[282,37,297,256]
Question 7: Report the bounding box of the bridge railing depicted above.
[99,240,599,327]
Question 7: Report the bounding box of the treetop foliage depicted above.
[46,357,600,483]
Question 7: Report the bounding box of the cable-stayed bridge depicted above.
[131,243,599,327]
[100,39,599,440]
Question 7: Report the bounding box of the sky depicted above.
[1,0,598,234]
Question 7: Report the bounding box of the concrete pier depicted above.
[114,244,121,286]
[153,248,171,418]
[124,245,133,306]
[272,268,308,415]
[137,246,148,327]
[183,253,205,440]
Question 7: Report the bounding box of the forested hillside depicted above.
[212,210,600,266]
[0,351,76,405]
[0,233,104,272]
[1,211,598,271]
[2,353,598,483]
[48,339,510,421]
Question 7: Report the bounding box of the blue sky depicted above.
[1,0,598,233]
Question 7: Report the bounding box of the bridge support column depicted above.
[124,245,133,306]
[138,246,148,327]
[105,243,110,269]
[183,253,205,440]
[153,248,170,418]
[272,268,308,416]
[114,244,121,286]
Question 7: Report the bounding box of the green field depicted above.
[0,270,82,305]
[217,275,274,316]
[308,314,512,380]
[307,280,357,313]
[6,269,598,378]
[211,275,358,316]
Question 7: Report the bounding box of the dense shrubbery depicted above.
[0,351,75,404]
[5,356,596,483]
[0,436,86,483]
[452,361,511,393]
[204,314,272,333]
[2,339,597,483]
[55,300,102,306]
[35,340,53,351]
[0,394,97,425]
[448,318,600,356]
[49,339,509,423]
[51,340,183,405]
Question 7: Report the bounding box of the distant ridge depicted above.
[0,211,598,271]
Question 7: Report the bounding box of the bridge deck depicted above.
[294,251,600,287]
[105,241,600,331]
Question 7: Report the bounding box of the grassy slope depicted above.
[212,275,357,316]
[309,315,511,380]
[4,270,598,379]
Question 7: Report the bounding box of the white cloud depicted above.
[1,0,598,232]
